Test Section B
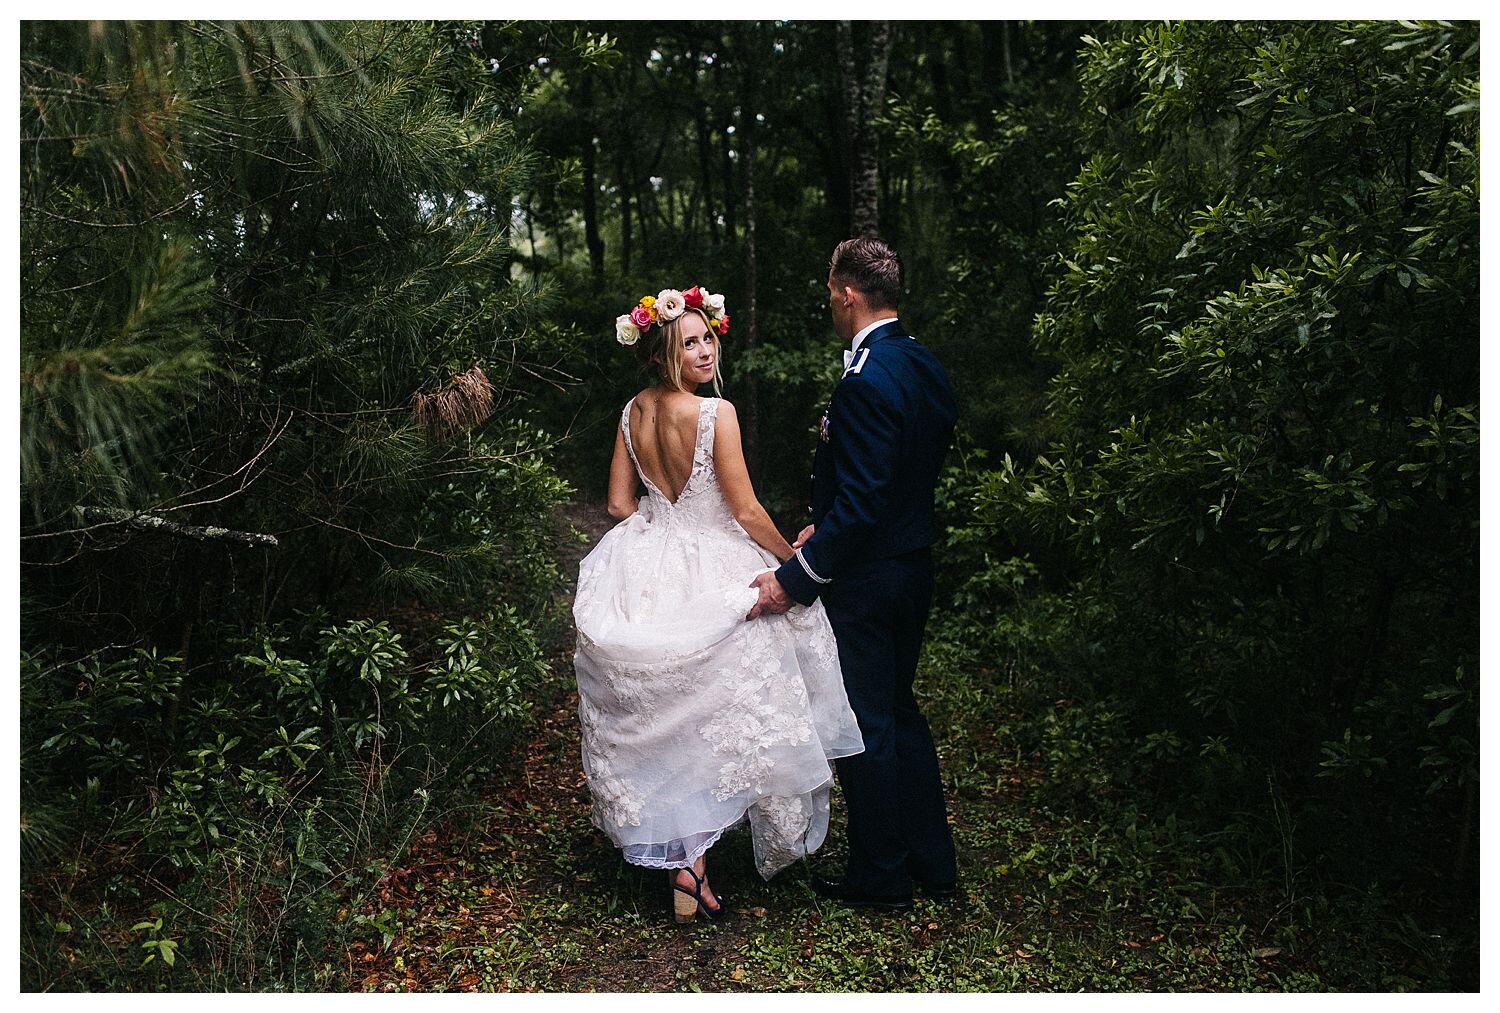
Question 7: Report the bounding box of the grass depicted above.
[26,628,1463,992]
[331,644,1411,993]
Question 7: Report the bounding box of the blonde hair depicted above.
[640,307,723,395]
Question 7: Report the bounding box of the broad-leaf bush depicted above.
[970,19,1477,920]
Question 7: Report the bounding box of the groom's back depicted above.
[818,334,956,560]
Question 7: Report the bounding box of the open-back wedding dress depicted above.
[573,396,864,878]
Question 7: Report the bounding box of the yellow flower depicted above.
[648,307,659,323]
[639,295,656,309]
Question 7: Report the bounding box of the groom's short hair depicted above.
[830,237,903,311]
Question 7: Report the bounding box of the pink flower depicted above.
[629,305,653,330]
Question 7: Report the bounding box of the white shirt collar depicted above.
[850,316,900,355]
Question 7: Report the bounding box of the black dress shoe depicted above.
[915,879,957,901]
[811,877,914,912]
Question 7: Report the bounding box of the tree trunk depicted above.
[739,36,762,474]
[1002,21,1015,85]
[621,187,633,275]
[836,20,895,237]
[629,141,652,251]
[697,100,719,247]
[580,73,605,278]
[720,118,737,242]
[927,30,952,121]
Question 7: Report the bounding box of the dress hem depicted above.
[611,774,838,871]
[619,815,740,871]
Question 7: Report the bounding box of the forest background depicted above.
[17,20,1479,990]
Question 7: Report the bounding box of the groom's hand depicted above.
[746,571,792,620]
[792,525,815,550]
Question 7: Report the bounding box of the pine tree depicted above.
[22,21,571,641]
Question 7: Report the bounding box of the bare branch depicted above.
[74,506,279,547]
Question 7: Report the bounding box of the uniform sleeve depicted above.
[775,376,899,604]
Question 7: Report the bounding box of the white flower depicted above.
[656,289,686,322]
[615,314,641,346]
[703,291,726,316]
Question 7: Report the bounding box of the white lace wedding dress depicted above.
[573,396,864,879]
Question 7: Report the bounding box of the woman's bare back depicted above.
[628,389,706,503]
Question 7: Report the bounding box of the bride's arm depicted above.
[606,425,638,521]
[713,401,795,562]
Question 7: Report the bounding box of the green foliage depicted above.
[964,17,1477,925]
[20,600,553,988]
[132,916,181,969]
[22,20,575,620]
[884,23,1089,461]
[425,608,547,719]
[19,20,576,990]
[20,236,216,507]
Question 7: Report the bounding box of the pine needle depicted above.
[410,364,494,440]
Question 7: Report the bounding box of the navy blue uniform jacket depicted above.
[774,320,957,605]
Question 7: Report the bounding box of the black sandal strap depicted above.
[670,868,722,914]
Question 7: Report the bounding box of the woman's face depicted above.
[676,312,716,389]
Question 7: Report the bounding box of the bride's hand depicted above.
[791,525,814,551]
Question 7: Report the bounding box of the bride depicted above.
[573,285,864,923]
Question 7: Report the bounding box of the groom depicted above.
[749,237,958,910]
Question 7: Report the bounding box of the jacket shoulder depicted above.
[847,338,929,384]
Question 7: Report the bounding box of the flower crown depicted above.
[615,285,729,346]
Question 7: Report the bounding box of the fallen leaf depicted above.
[1253,947,1282,959]
[730,966,746,982]
[750,906,767,918]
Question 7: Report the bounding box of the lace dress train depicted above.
[572,397,864,879]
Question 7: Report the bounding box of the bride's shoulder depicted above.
[624,390,657,418]
[661,390,717,419]
[711,398,740,435]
